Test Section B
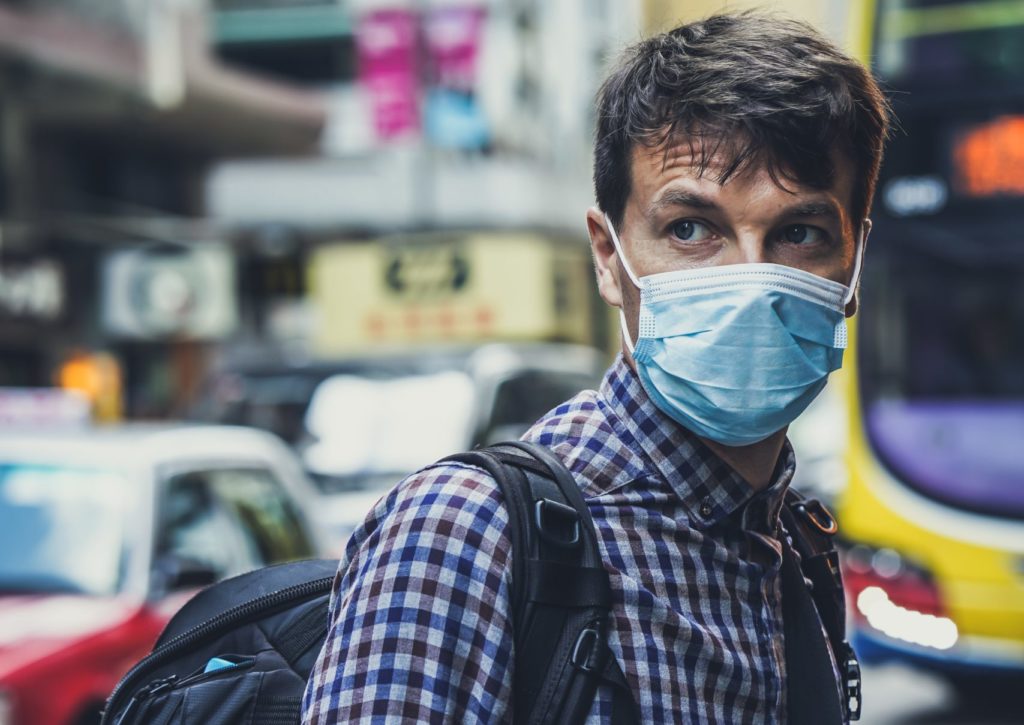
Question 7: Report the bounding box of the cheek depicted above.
[617,265,637,309]
[772,244,853,285]
[818,259,852,286]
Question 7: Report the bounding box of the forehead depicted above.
[628,136,857,221]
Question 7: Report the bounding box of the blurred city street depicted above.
[860,663,1020,725]
[0,0,1021,722]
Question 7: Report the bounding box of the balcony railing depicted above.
[212,0,351,44]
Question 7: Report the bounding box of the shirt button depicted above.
[699,496,714,518]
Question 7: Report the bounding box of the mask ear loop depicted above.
[831,225,868,349]
[604,213,641,353]
[844,225,868,306]
[604,213,642,289]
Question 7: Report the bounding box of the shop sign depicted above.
[0,388,89,428]
[102,247,237,340]
[310,232,595,354]
[0,260,63,321]
[383,244,470,299]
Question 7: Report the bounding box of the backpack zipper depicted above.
[111,674,177,725]
[112,657,257,725]
[103,575,334,724]
[113,655,260,724]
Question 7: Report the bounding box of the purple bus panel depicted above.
[866,400,1024,518]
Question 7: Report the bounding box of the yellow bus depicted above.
[836,0,1024,684]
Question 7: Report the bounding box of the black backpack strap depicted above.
[780,490,862,723]
[443,442,637,725]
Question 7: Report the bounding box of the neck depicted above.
[700,431,787,492]
[622,344,786,492]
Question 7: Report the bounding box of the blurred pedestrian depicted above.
[303,12,890,724]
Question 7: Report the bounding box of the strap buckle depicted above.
[823,549,844,591]
[534,498,581,548]
[795,499,839,536]
[843,644,862,721]
[570,627,603,673]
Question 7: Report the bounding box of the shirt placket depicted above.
[741,496,788,722]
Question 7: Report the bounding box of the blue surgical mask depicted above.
[606,214,863,447]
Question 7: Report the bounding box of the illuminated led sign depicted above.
[953,115,1024,197]
[883,176,948,216]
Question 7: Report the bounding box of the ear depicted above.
[586,207,624,308]
[845,218,871,318]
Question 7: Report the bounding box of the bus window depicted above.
[877,0,1024,89]
[856,0,1024,520]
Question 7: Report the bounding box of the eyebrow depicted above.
[647,190,844,224]
[646,189,719,219]
[787,201,843,221]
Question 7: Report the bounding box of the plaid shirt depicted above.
[303,356,796,724]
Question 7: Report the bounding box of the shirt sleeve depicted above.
[301,462,515,724]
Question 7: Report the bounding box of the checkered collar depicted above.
[597,355,795,529]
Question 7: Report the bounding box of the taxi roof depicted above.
[0,423,292,472]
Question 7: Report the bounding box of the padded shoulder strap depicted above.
[443,442,636,725]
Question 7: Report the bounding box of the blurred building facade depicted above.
[209,0,639,230]
[0,0,858,419]
[207,0,643,371]
[0,0,326,416]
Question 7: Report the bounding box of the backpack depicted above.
[101,442,635,725]
[102,442,860,724]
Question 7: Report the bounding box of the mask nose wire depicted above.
[603,214,641,354]
[605,213,865,350]
[607,211,864,307]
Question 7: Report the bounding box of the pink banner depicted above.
[357,9,420,141]
[423,6,487,92]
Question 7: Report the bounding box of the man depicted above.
[303,13,889,724]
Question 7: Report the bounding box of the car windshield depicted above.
[0,463,131,595]
[302,370,476,493]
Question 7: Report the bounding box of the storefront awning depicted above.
[0,3,326,156]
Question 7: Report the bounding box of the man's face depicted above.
[588,137,865,352]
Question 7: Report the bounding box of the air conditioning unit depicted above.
[101,246,238,340]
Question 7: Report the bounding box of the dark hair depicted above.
[594,13,891,228]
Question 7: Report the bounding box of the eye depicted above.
[781,225,826,245]
[670,220,714,242]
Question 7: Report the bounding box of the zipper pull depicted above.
[113,675,178,725]
[145,675,178,698]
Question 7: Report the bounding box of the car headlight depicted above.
[0,690,12,725]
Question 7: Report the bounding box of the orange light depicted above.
[953,115,1024,197]
[57,351,123,422]
[59,355,103,401]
